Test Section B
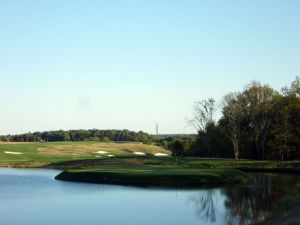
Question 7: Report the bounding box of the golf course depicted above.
[1,141,300,224]
[0,141,170,167]
[1,141,300,186]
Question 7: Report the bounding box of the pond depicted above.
[0,169,297,225]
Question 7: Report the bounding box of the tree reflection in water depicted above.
[188,174,298,225]
[189,190,218,223]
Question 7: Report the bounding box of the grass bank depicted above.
[55,165,249,187]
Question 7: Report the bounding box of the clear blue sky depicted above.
[0,0,299,135]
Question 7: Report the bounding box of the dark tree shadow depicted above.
[188,174,298,225]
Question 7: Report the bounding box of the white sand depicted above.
[108,154,115,157]
[154,153,168,156]
[95,151,109,154]
[4,151,23,155]
[133,152,146,155]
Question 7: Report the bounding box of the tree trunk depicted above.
[233,140,239,159]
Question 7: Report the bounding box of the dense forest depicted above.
[0,129,153,144]
[163,77,300,160]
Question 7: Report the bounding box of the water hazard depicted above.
[0,169,297,225]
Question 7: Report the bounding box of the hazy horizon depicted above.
[1,0,299,135]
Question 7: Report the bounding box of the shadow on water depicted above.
[189,173,299,225]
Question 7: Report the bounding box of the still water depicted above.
[0,169,297,225]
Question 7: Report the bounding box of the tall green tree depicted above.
[241,82,278,160]
[223,93,245,159]
[268,77,300,159]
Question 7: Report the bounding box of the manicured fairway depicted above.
[0,141,170,167]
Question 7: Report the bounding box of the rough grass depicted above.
[55,165,249,187]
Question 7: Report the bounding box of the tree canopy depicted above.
[161,77,300,160]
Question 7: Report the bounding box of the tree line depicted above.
[0,129,153,144]
[164,77,300,160]
[1,78,299,160]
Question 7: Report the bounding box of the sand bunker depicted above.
[4,151,23,155]
[133,152,146,155]
[108,154,115,157]
[154,153,168,156]
[95,151,109,154]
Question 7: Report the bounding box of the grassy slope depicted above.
[0,141,170,167]
[55,165,249,187]
[2,141,300,170]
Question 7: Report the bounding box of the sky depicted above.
[0,0,299,135]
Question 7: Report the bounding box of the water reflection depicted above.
[189,190,218,223]
[0,169,298,225]
[189,174,298,225]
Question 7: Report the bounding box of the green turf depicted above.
[55,165,249,187]
[2,141,300,171]
[0,141,170,167]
